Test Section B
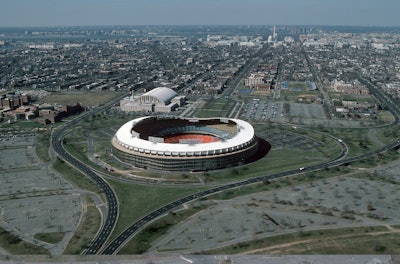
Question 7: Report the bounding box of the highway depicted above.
[358,75,400,123]
[51,66,400,255]
[101,135,400,254]
[49,48,267,255]
[51,93,127,255]
[101,72,400,254]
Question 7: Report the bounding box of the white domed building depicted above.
[120,87,186,113]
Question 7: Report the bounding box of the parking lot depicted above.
[264,129,323,151]
[290,103,325,121]
[149,160,400,254]
[240,100,327,125]
[241,99,285,122]
[0,135,84,256]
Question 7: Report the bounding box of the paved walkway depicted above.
[368,128,386,147]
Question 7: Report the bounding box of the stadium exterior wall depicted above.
[112,137,258,171]
[111,116,259,171]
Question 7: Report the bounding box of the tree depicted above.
[367,202,375,211]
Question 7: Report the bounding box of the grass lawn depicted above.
[33,232,65,244]
[375,124,400,144]
[119,204,209,254]
[35,130,51,162]
[107,179,205,242]
[321,127,378,157]
[0,227,49,255]
[38,91,124,106]
[196,98,234,118]
[288,82,310,90]
[205,226,400,255]
[376,111,395,124]
[64,195,101,254]
[52,157,104,196]
[340,93,375,103]
[351,149,400,169]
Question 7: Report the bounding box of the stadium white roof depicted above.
[114,116,255,156]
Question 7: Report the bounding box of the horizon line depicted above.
[1,24,400,29]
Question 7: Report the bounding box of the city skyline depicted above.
[1,0,400,28]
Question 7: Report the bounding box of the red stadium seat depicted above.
[163,133,220,144]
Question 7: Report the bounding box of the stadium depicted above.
[111,116,259,171]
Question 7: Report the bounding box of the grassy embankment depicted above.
[0,227,49,255]
[205,226,400,255]
[52,158,102,254]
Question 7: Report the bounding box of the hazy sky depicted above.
[1,0,399,27]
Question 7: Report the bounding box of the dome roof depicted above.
[142,87,178,105]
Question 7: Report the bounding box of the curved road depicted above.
[101,74,400,255]
[101,137,400,255]
[52,69,400,255]
[52,133,118,254]
[51,94,127,255]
